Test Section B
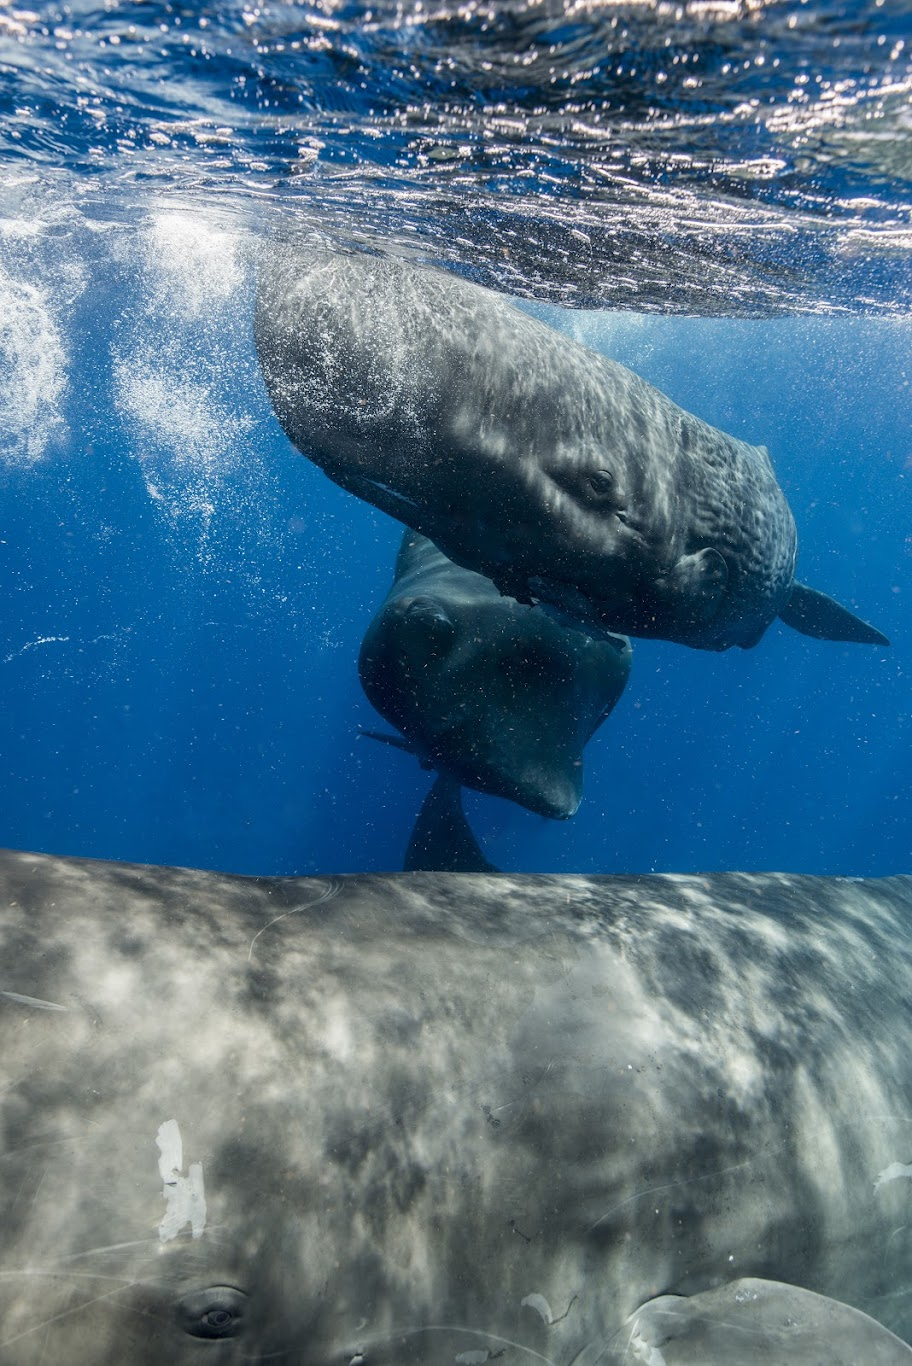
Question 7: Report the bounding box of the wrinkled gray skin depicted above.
[3,850,912,1364]
[254,247,888,652]
[359,533,632,818]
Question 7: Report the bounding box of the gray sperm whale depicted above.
[255,247,889,652]
[359,532,632,820]
[3,848,912,1362]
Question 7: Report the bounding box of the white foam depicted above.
[142,210,244,320]
[113,354,253,476]
[0,264,67,466]
[112,210,259,531]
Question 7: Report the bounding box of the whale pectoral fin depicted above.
[780,581,890,646]
[667,548,727,624]
[613,1278,912,1364]
[358,728,417,757]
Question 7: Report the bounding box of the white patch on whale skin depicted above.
[156,1118,207,1242]
[874,1161,912,1193]
[455,1353,490,1364]
[521,1293,554,1325]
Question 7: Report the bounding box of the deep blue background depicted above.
[1,236,907,877]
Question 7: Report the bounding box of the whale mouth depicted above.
[527,575,623,643]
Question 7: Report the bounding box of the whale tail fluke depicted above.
[405,776,498,873]
[779,582,890,647]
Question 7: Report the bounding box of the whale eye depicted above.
[586,469,615,499]
[175,1285,248,1339]
[401,596,456,650]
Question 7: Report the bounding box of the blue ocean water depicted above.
[0,1,908,878]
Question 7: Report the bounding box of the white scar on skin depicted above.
[521,1294,553,1325]
[874,1162,912,1194]
[156,1119,207,1242]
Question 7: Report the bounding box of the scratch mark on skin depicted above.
[0,1283,137,1350]
[406,1326,558,1364]
[549,1296,577,1327]
[56,1237,206,1262]
[0,990,68,1011]
[1,1134,84,1158]
[587,1149,784,1233]
[247,879,341,962]
[875,1285,912,1303]
[589,1115,912,1240]
[631,1305,783,1340]
[28,1165,48,1213]
[520,1294,578,1328]
[0,1271,144,1286]
[349,1325,559,1366]
[241,1348,332,1363]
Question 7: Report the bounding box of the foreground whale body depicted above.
[2,850,912,1363]
[359,532,632,819]
[254,247,889,652]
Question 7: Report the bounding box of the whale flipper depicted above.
[665,547,728,625]
[619,1278,912,1364]
[779,580,890,646]
[405,776,498,872]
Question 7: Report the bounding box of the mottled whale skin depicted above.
[2,850,912,1363]
[255,247,888,652]
[359,532,632,820]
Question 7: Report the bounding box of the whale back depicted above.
[3,851,912,1361]
[256,247,801,649]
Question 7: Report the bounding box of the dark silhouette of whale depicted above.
[403,773,497,872]
[255,247,889,652]
[3,848,912,1362]
[359,532,631,821]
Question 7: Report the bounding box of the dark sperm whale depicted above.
[358,531,632,821]
[255,246,889,652]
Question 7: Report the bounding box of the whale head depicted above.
[358,534,631,819]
